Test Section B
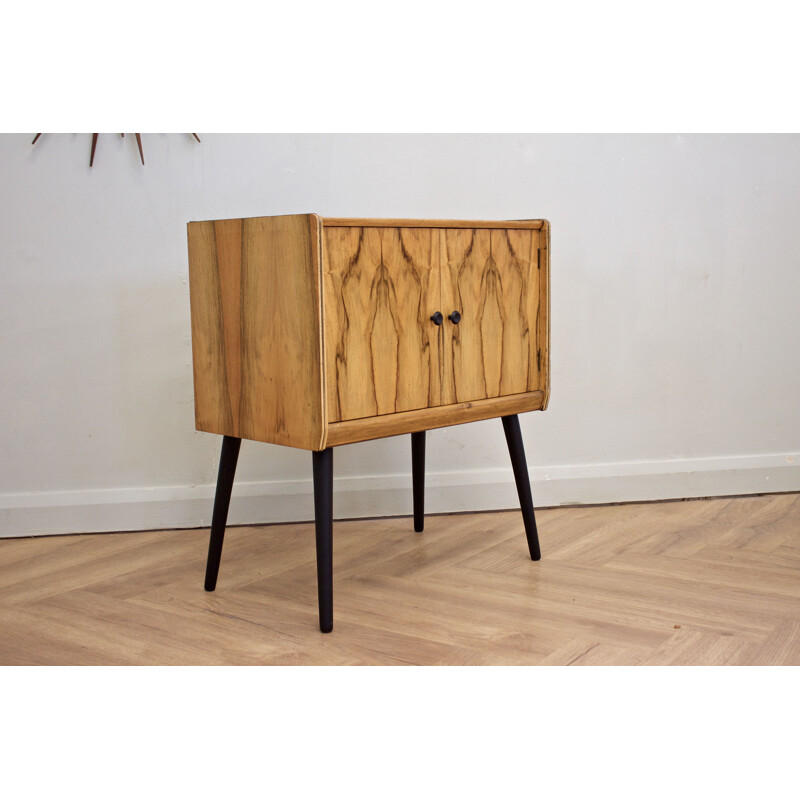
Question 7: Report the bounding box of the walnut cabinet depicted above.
[187,214,550,632]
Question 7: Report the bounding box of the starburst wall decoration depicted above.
[31,133,201,166]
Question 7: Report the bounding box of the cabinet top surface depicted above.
[188,213,548,231]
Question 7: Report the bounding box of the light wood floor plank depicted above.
[748,620,800,666]
[0,493,798,665]
[639,628,761,666]
[537,639,650,666]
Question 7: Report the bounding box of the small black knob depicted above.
[448,310,462,325]
[430,311,444,325]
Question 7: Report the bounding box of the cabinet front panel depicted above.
[323,226,441,422]
[440,228,543,405]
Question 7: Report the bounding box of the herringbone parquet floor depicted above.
[1,492,798,665]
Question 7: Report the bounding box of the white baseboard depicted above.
[1,453,797,538]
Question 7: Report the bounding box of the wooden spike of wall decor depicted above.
[30,133,202,166]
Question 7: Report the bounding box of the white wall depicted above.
[1,133,798,536]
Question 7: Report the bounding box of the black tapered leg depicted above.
[411,430,426,532]
[501,415,542,561]
[204,436,242,591]
[313,448,334,633]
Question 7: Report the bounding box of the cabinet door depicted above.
[440,227,544,405]
[323,226,441,422]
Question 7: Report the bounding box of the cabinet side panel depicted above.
[187,214,324,449]
[322,226,440,422]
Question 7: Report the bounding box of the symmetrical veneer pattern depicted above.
[322,224,547,422]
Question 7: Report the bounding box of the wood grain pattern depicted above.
[440,227,543,405]
[324,391,544,446]
[188,214,549,449]
[322,226,441,422]
[1,493,797,665]
[187,213,325,450]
